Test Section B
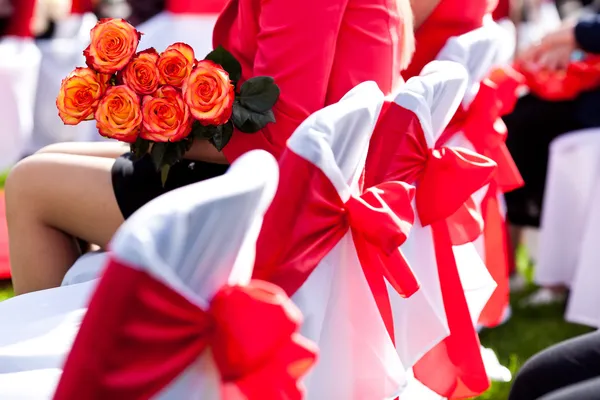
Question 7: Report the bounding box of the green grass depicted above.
[0,284,12,301]
[473,247,592,399]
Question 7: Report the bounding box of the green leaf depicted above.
[160,164,171,187]
[204,46,242,83]
[209,121,234,151]
[232,102,276,133]
[238,76,280,113]
[130,137,151,160]
[150,141,188,172]
[191,121,221,140]
[150,142,168,171]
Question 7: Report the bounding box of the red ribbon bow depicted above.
[254,148,419,342]
[442,66,525,194]
[365,101,497,399]
[54,257,317,400]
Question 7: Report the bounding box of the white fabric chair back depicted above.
[436,23,509,107]
[29,14,102,154]
[0,37,41,168]
[0,151,284,399]
[265,81,405,399]
[383,62,467,371]
[537,129,600,328]
[137,14,218,55]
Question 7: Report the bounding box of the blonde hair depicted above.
[397,0,416,71]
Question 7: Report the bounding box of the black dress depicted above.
[504,90,600,227]
[111,153,229,219]
[504,12,600,227]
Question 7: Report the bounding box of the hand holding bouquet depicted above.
[57,18,280,183]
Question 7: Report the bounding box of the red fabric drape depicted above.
[54,257,317,400]
[71,0,94,14]
[5,0,36,37]
[253,148,419,342]
[166,0,228,14]
[365,102,497,399]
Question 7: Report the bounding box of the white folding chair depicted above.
[0,151,302,399]
[0,0,41,169]
[28,2,101,154]
[137,0,224,54]
[254,81,417,399]
[537,129,600,328]
[366,60,497,399]
[435,23,525,330]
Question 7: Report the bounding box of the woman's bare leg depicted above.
[6,153,124,295]
[35,141,130,159]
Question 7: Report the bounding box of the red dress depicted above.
[213,0,411,162]
[402,0,499,80]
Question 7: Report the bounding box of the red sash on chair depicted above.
[71,0,94,14]
[54,256,317,400]
[366,101,497,399]
[166,0,228,14]
[5,0,35,37]
[253,145,420,343]
[439,65,525,328]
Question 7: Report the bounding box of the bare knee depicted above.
[5,156,42,216]
[35,142,77,155]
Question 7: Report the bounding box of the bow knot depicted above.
[345,182,416,255]
[417,146,497,227]
[208,282,317,398]
[457,68,525,193]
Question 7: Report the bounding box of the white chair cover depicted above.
[435,25,516,320]
[379,61,496,399]
[383,61,468,371]
[137,12,218,55]
[0,37,41,169]
[29,13,102,154]
[0,150,281,398]
[282,82,406,399]
[537,129,600,327]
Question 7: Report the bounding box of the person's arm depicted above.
[410,0,442,28]
[187,0,349,164]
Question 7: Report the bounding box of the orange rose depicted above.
[182,60,234,126]
[122,48,160,95]
[141,86,192,142]
[95,85,142,143]
[84,18,141,74]
[157,43,195,88]
[56,67,107,125]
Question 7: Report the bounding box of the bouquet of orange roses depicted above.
[56,18,279,182]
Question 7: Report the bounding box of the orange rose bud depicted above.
[122,48,160,95]
[182,60,234,126]
[141,86,192,142]
[84,18,141,74]
[95,85,142,143]
[56,67,107,125]
[157,43,195,88]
